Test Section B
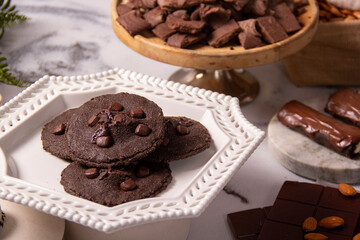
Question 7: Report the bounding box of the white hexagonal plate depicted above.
[0,68,264,233]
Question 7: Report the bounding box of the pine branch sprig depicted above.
[0,0,29,39]
[0,54,29,87]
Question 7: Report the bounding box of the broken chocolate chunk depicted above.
[176,124,189,135]
[244,0,269,16]
[167,32,206,48]
[117,10,151,36]
[52,123,66,135]
[208,19,240,47]
[273,3,301,33]
[238,32,264,49]
[238,19,261,37]
[256,15,288,43]
[166,14,206,34]
[152,22,177,40]
[144,7,167,27]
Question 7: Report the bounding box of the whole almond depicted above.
[302,217,317,232]
[318,216,344,229]
[338,183,357,197]
[353,233,360,240]
[304,233,328,240]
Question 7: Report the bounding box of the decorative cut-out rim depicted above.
[0,68,264,233]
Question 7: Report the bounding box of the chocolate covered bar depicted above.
[277,100,360,158]
[227,181,360,239]
[325,88,360,127]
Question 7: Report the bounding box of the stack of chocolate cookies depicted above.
[41,92,211,206]
[116,0,308,49]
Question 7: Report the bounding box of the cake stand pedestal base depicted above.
[169,69,259,105]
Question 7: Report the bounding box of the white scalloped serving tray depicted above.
[0,68,264,233]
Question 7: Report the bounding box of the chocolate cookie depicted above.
[41,108,78,160]
[66,93,166,167]
[142,116,211,162]
[60,161,172,206]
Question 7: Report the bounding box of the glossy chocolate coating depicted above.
[325,88,360,127]
[277,100,360,158]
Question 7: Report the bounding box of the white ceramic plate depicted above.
[0,68,264,233]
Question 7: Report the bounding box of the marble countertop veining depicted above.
[0,0,347,239]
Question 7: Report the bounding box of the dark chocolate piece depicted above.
[116,4,133,16]
[144,7,167,27]
[227,207,270,239]
[130,108,145,118]
[120,178,137,191]
[238,32,264,49]
[256,15,288,43]
[277,100,360,158]
[157,0,185,9]
[85,168,99,179]
[52,123,66,135]
[152,23,177,40]
[244,0,269,16]
[208,19,240,47]
[117,10,151,36]
[228,181,360,239]
[166,14,206,34]
[231,0,252,11]
[167,32,205,48]
[238,19,261,37]
[273,3,301,33]
[176,125,189,135]
[199,3,232,29]
[108,102,124,111]
[325,88,360,127]
[135,124,152,136]
[140,0,157,8]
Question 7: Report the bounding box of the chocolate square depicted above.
[227,208,268,239]
[166,14,206,34]
[277,181,323,205]
[319,187,360,214]
[167,32,205,48]
[314,207,359,237]
[258,220,303,240]
[267,199,315,226]
[238,32,264,49]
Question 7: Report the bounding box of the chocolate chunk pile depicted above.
[228,181,360,239]
[41,92,211,206]
[116,0,308,49]
[277,88,360,159]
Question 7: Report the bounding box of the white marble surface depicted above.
[0,0,353,239]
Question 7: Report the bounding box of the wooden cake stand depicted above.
[111,0,319,104]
